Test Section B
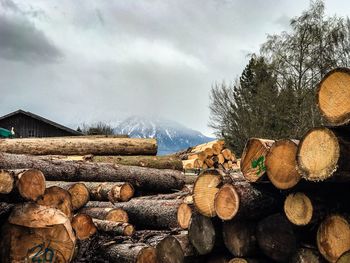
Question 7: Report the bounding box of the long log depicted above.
[240,138,275,182]
[290,248,325,263]
[83,199,184,230]
[92,218,135,236]
[317,68,350,126]
[317,214,350,262]
[0,169,45,201]
[222,220,258,257]
[265,139,301,189]
[0,203,76,263]
[91,155,183,170]
[102,242,157,263]
[0,152,185,192]
[214,182,279,221]
[79,207,129,222]
[0,137,157,155]
[256,214,297,262]
[297,127,350,181]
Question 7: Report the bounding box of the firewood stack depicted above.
[1,67,350,262]
[179,140,239,171]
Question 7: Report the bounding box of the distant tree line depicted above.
[209,0,350,155]
[78,122,114,135]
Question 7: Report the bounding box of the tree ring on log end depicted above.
[317,215,350,263]
[17,169,46,201]
[284,193,313,226]
[297,128,340,181]
[0,170,14,194]
[106,208,129,223]
[214,184,239,221]
[177,203,192,229]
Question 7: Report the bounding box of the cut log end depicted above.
[177,203,192,229]
[317,215,350,262]
[110,182,134,202]
[106,208,129,223]
[17,169,46,201]
[0,170,14,194]
[188,214,216,255]
[317,68,350,125]
[193,170,223,217]
[37,186,73,219]
[71,214,97,240]
[241,138,274,182]
[214,184,239,221]
[229,259,249,263]
[137,247,157,263]
[297,128,339,181]
[266,139,301,189]
[156,236,184,263]
[284,192,313,226]
[68,183,90,210]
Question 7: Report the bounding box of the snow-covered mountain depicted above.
[114,116,214,155]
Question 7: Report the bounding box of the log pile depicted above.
[178,140,239,171]
[1,67,350,262]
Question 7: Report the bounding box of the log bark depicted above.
[317,68,350,126]
[91,155,183,170]
[297,126,350,181]
[45,181,90,210]
[193,169,223,217]
[317,214,350,262]
[0,152,185,192]
[229,259,261,263]
[36,186,73,219]
[83,199,184,230]
[214,182,279,221]
[0,203,76,263]
[188,213,216,255]
[222,220,258,257]
[71,214,97,240]
[0,137,157,155]
[256,214,297,262]
[240,138,275,182]
[174,231,197,257]
[93,218,135,236]
[182,159,203,169]
[0,169,46,201]
[0,202,14,223]
[102,242,157,263]
[265,139,301,189]
[79,207,129,223]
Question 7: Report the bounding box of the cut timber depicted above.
[337,250,350,263]
[193,169,223,217]
[284,192,316,226]
[0,203,75,262]
[317,214,350,262]
[317,68,350,125]
[222,149,233,160]
[174,231,197,257]
[84,199,183,230]
[256,214,297,262]
[290,248,324,263]
[177,203,192,229]
[0,202,14,222]
[187,152,208,161]
[265,139,301,189]
[102,243,157,263]
[188,213,216,255]
[214,182,278,221]
[91,155,183,170]
[229,259,260,263]
[141,234,184,263]
[223,220,258,257]
[36,186,73,219]
[0,169,45,201]
[0,152,185,192]
[79,207,129,223]
[46,181,89,210]
[297,127,350,181]
[71,214,97,240]
[92,218,135,236]
[241,138,275,182]
[191,140,224,156]
[182,159,203,169]
[0,137,157,155]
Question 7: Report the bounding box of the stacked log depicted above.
[179,140,239,171]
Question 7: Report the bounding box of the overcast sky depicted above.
[0,0,349,136]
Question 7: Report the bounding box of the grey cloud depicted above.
[0,15,62,63]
